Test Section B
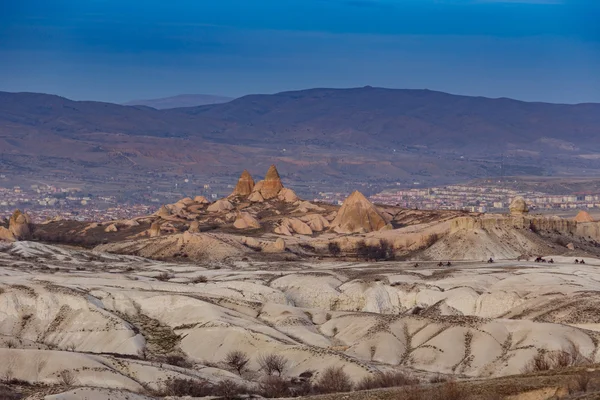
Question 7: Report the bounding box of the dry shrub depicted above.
[191,275,208,283]
[257,353,288,376]
[430,380,464,400]
[159,378,213,397]
[259,375,293,398]
[158,377,248,398]
[214,379,248,400]
[58,370,77,387]
[523,344,590,373]
[162,354,193,368]
[571,371,592,393]
[156,272,172,281]
[423,233,439,248]
[0,385,22,400]
[314,366,353,394]
[356,371,418,390]
[225,350,250,375]
[429,374,448,384]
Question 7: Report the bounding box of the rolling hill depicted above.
[1,87,599,197]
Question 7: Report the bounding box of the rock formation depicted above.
[233,213,261,229]
[156,205,171,218]
[9,210,32,239]
[278,188,298,203]
[188,221,200,233]
[149,222,161,237]
[0,227,15,242]
[300,214,330,232]
[105,224,118,233]
[275,218,313,236]
[330,191,387,233]
[257,165,284,200]
[248,191,265,203]
[230,170,255,197]
[207,199,235,213]
[574,210,594,222]
[509,197,529,215]
[194,196,210,204]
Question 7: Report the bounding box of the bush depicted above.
[522,344,590,373]
[225,350,250,375]
[431,381,464,400]
[259,375,293,398]
[159,377,213,397]
[423,233,439,248]
[357,371,418,390]
[191,275,208,284]
[156,272,172,281]
[0,386,22,400]
[162,354,193,368]
[571,371,592,393]
[328,242,341,257]
[257,353,288,376]
[314,366,353,394]
[58,370,77,386]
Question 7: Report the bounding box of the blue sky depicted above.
[0,0,599,103]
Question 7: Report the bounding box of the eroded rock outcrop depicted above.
[254,165,284,200]
[207,199,235,213]
[194,196,210,204]
[574,210,594,222]
[233,213,261,229]
[509,197,529,215]
[278,188,298,203]
[149,222,161,237]
[276,218,313,236]
[301,214,330,232]
[230,170,255,197]
[9,210,32,239]
[330,191,387,233]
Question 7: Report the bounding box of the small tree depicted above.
[225,350,250,375]
[314,366,353,394]
[257,353,288,376]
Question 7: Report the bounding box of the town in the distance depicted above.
[3,172,600,223]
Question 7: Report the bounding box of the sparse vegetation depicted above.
[314,366,353,394]
[356,371,419,390]
[191,275,208,283]
[571,371,592,393]
[522,344,590,373]
[257,353,289,376]
[423,232,439,248]
[225,350,250,375]
[156,272,173,281]
[58,369,78,387]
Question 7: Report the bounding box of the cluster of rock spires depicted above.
[0,210,32,242]
[230,165,298,203]
[145,164,391,240]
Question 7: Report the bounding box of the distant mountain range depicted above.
[122,94,234,109]
[1,87,600,198]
